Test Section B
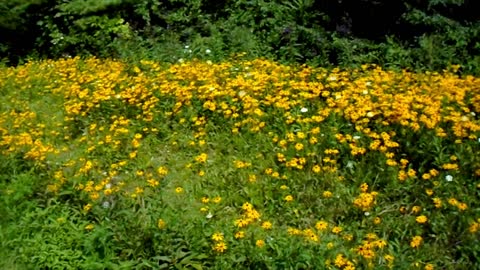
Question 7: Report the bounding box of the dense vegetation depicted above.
[1,1,479,269]
[1,57,479,269]
[1,0,480,73]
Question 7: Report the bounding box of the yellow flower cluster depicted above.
[353,183,378,211]
[234,202,261,228]
[211,232,227,253]
[333,253,356,270]
[354,234,387,260]
[410,235,423,248]
[469,219,480,233]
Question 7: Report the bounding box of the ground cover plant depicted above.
[0,56,479,269]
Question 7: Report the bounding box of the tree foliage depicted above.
[1,0,479,72]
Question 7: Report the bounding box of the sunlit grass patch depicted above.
[0,57,479,269]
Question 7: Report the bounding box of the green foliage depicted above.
[221,0,329,63]
[1,0,480,73]
[401,1,480,71]
[36,0,132,57]
[0,0,47,63]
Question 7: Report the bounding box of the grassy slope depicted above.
[0,57,479,269]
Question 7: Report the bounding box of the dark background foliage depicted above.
[1,0,479,73]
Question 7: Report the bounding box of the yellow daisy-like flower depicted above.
[234,231,245,239]
[332,226,343,234]
[294,143,304,151]
[212,242,227,253]
[410,235,423,248]
[157,166,168,176]
[360,183,369,192]
[315,220,328,231]
[234,219,249,228]
[416,215,428,224]
[256,239,265,248]
[212,232,224,242]
[432,197,442,208]
[384,254,395,264]
[83,203,92,212]
[458,202,468,211]
[195,153,208,163]
[241,202,253,211]
[422,173,431,180]
[312,165,321,173]
[261,221,272,230]
[412,205,421,214]
[424,263,434,270]
[287,227,302,235]
[375,239,387,248]
[323,191,333,198]
[147,179,159,187]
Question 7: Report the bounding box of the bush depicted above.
[1,0,480,73]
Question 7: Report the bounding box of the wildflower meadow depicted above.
[1,56,479,269]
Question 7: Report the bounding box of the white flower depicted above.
[102,201,110,208]
[105,183,112,189]
[300,107,308,113]
[206,212,213,219]
[364,212,370,216]
[178,58,184,63]
[445,175,453,182]
[346,161,354,169]
[185,45,189,49]
[362,90,369,95]
[471,112,476,116]
[366,112,374,118]
[205,49,211,54]
[327,75,337,81]
[353,135,361,140]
